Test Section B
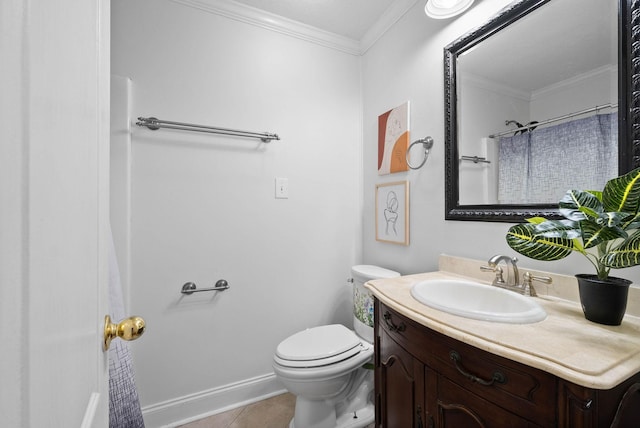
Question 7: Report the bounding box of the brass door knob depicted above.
[103,315,146,351]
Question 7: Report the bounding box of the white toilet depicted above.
[272,265,400,428]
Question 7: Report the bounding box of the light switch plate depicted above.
[275,177,288,199]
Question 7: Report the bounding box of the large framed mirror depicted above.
[444,0,640,222]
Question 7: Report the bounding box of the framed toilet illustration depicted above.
[375,180,409,245]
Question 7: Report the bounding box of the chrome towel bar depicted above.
[460,155,491,164]
[181,280,230,295]
[136,117,280,143]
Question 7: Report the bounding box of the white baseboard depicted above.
[141,373,286,427]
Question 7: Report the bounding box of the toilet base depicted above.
[335,402,374,428]
[288,372,374,428]
[288,401,374,428]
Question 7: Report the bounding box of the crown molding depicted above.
[169,0,418,56]
[461,72,531,102]
[170,0,360,55]
[360,0,418,54]
[531,64,618,101]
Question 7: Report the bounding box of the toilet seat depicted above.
[275,324,363,368]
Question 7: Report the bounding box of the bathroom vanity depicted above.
[366,257,640,428]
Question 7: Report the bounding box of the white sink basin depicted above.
[410,279,546,324]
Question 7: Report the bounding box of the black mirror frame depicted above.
[444,0,640,222]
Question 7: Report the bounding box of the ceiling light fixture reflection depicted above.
[425,0,474,19]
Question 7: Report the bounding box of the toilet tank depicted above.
[351,265,400,343]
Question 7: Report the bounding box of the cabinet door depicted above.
[431,375,539,428]
[608,382,640,428]
[377,327,425,428]
[558,379,640,428]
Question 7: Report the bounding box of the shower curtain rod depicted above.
[136,117,280,142]
[488,103,617,139]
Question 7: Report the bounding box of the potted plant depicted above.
[505,167,640,325]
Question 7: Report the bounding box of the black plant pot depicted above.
[576,274,631,326]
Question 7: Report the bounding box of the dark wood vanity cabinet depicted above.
[374,300,640,428]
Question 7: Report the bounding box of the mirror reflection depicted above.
[457,0,617,205]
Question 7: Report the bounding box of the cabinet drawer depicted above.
[378,302,430,357]
[434,336,555,425]
[377,302,556,425]
[436,375,543,428]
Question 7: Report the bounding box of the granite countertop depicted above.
[364,255,640,390]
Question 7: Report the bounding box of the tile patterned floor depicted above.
[178,393,375,428]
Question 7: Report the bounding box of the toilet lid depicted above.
[276,324,361,362]
[351,265,400,282]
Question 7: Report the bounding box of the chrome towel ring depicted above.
[406,136,434,170]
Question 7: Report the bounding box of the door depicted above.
[0,0,111,426]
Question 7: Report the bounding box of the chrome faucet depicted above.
[481,255,553,297]
[484,255,519,287]
[487,254,520,287]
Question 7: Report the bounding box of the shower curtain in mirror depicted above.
[109,227,145,428]
[497,113,617,204]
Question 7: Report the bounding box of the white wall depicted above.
[111,0,362,424]
[361,0,640,281]
[362,0,508,274]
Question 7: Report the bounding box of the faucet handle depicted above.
[522,272,552,297]
[480,265,505,284]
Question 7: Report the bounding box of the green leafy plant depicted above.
[506,167,640,280]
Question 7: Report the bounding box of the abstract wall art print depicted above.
[375,181,409,245]
[378,101,410,175]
